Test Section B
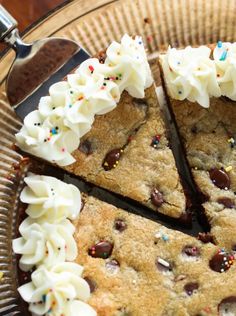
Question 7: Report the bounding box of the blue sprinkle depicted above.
[177,61,180,65]
[138,41,142,45]
[162,234,169,242]
[69,104,72,108]
[42,294,47,303]
[217,41,223,48]
[51,128,57,135]
[219,50,227,61]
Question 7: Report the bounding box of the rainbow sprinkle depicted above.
[217,41,223,48]
[219,50,227,61]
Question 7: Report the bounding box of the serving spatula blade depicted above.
[0,5,90,120]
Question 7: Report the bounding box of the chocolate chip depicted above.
[84,277,97,293]
[106,259,120,273]
[198,232,214,244]
[151,135,161,148]
[156,257,173,273]
[144,17,151,23]
[114,219,127,232]
[218,296,236,315]
[182,245,200,257]
[184,282,199,296]
[217,197,235,208]
[79,139,94,155]
[151,189,164,207]
[191,125,197,134]
[103,148,123,171]
[209,168,230,190]
[209,250,234,272]
[89,241,113,259]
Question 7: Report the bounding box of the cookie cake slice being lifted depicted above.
[15,34,188,221]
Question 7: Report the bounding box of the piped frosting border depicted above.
[160,41,236,108]
[13,173,96,316]
[15,34,153,166]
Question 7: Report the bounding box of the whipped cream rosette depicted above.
[13,217,77,271]
[69,58,121,115]
[16,34,153,166]
[105,34,153,98]
[20,173,81,222]
[18,262,96,316]
[160,46,221,108]
[15,110,79,166]
[213,41,236,100]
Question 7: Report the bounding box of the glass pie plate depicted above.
[0,0,236,314]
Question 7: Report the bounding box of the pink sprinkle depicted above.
[147,35,152,43]
[61,148,65,152]
[110,76,116,81]
[101,86,105,90]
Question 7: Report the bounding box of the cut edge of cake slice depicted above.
[158,43,236,249]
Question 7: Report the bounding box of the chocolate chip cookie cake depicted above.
[159,42,236,249]
[12,35,236,316]
[15,34,188,220]
[13,173,236,316]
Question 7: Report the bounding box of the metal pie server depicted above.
[0,5,90,120]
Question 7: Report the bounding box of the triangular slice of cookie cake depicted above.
[15,35,188,221]
[159,42,236,248]
[13,173,236,316]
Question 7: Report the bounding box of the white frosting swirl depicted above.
[16,34,152,166]
[15,110,79,166]
[13,217,77,271]
[20,173,81,222]
[105,34,153,98]
[213,41,236,100]
[160,46,221,108]
[18,262,96,316]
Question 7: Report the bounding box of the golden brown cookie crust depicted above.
[64,85,187,219]
[73,195,236,316]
